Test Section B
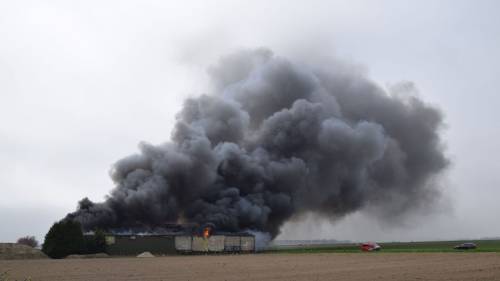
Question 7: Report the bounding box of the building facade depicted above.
[104,233,255,256]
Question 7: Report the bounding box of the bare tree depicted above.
[17,236,39,248]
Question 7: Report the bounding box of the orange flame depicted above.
[203,227,210,238]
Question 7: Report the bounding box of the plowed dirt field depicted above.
[2,253,500,281]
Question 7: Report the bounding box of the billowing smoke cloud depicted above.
[66,48,448,238]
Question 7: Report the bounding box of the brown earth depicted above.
[0,243,47,260]
[65,253,109,259]
[1,253,500,281]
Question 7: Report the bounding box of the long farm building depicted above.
[103,232,255,256]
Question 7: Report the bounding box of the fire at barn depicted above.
[95,224,255,256]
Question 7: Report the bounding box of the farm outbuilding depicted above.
[101,225,255,256]
[105,235,177,256]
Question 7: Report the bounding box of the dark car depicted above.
[453,242,477,250]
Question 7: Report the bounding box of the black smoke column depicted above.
[66,49,449,238]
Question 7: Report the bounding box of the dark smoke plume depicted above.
[67,49,448,238]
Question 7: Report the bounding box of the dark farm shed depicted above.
[105,235,176,256]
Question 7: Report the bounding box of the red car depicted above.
[361,242,381,251]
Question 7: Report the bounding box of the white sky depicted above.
[1,0,499,243]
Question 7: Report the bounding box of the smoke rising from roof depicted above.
[66,48,448,238]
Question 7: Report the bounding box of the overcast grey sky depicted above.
[1,0,499,243]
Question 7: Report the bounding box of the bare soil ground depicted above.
[0,243,47,260]
[2,253,500,281]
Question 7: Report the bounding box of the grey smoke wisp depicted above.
[67,49,448,238]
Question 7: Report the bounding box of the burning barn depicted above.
[102,224,255,256]
[175,233,255,253]
[65,49,449,247]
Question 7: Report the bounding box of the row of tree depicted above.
[41,220,106,259]
[18,220,107,259]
